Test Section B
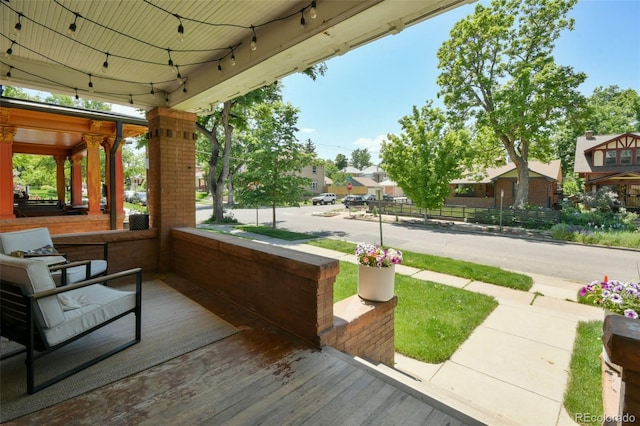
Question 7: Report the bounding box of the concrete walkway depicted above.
[198,224,605,425]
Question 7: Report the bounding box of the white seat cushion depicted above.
[0,254,65,329]
[43,284,136,346]
[0,227,54,254]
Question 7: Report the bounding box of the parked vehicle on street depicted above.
[312,193,336,205]
[342,195,366,206]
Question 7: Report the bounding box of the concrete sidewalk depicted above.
[198,225,604,425]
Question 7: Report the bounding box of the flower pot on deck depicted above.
[357,264,396,302]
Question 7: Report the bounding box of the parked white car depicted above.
[312,193,336,205]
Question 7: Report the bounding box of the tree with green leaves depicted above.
[303,138,317,155]
[554,86,640,173]
[335,153,348,170]
[437,0,587,208]
[234,102,312,228]
[351,148,371,170]
[381,102,471,210]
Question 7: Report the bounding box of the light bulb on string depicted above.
[300,10,305,27]
[175,65,183,83]
[14,14,23,37]
[217,60,222,72]
[165,94,169,106]
[68,13,80,38]
[183,83,187,93]
[5,41,15,56]
[310,1,317,19]
[167,49,175,72]
[102,52,110,73]
[74,88,79,100]
[175,15,185,42]
[230,51,236,66]
[250,26,257,51]
[5,66,13,81]
[129,94,134,105]
[88,74,94,92]
[150,83,156,98]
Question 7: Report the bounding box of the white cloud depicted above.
[300,127,316,134]
[353,134,387,155]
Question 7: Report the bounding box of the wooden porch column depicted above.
[102,139,112,212]
[146,107,196,271]
[84,135,103,215]
[70,154,83,206]
[55,155,66,204]
[0,125,17,219]
[603,314,640,424]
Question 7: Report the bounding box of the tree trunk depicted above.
[272,202,277,228]
[212,101,233,222]
[512,157,529,209]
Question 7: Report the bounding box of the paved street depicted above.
[196,203,640,284]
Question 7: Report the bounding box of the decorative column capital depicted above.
[0,126,17,143]
[84,134,103,149]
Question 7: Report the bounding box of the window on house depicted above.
[605,150,617,165]
[311,180,318,190]
[312,166,317,174]
[621,150,632,165]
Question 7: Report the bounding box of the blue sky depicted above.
[280,0,640,165]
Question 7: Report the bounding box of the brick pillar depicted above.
[0,124,17,219]
[112,142,125,228]
[603,314,640,424]
[146,107,197,271]
[102,139,112,212]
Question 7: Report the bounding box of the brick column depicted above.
[112,141,126,228]
[146,107,197,271]
[0,125,17,219]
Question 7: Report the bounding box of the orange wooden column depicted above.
[102,139,112,212]
[84,135,103,215]
[55,155,66,204]
[70,154,83,206]
[0,125,17,219]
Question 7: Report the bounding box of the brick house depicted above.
[574,131,640,210]
[447,160,563,208]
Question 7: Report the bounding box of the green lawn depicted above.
[335,261,498,363]
[309,238,533,291]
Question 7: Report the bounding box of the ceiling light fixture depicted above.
[310,1,317,19]
[250,26,257,51]
[102,52,110,73]
[68,12,80,37]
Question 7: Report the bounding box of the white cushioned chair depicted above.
[0,253,141,394]
[0,227,108,286]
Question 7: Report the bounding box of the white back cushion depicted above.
[0,254,65,329]
[0,227,54,254]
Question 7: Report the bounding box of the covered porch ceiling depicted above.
[0,0,472,114]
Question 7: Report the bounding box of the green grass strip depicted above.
[564,320,604,426]
[335,261,498,363]
[309,238,533,291]
[235,225,318,241]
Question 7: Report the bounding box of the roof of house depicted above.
[351,176,380,187]
[574,132,640,173]
[361,165,386,174]
[451,160,562,184]
[342,166,362,174]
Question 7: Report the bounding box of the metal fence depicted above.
[368,201,561,229]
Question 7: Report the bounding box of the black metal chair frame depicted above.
[0,266,142,394]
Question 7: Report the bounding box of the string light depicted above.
[175,14,185,42]
[250,26,257,51]
[14,13,23,37]
[150,83,155,98]
[165,94,169,105]
[74,88,79,100]
[217,60,222,72]
[310,1,317,19]
[102,52,110,73]
[167,49,175,72]
[230,48,236,66]
[129,94,134,105]
[175,65,183,83]
[88,74,94,91]
[5,41,15,56]
[68,12,80,37]
[5,66,13,80]
[182,83,187,93]
[300,10,306,27]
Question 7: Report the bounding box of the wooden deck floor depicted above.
[8,273,483,425]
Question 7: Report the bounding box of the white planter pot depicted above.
[358,264,396,302]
